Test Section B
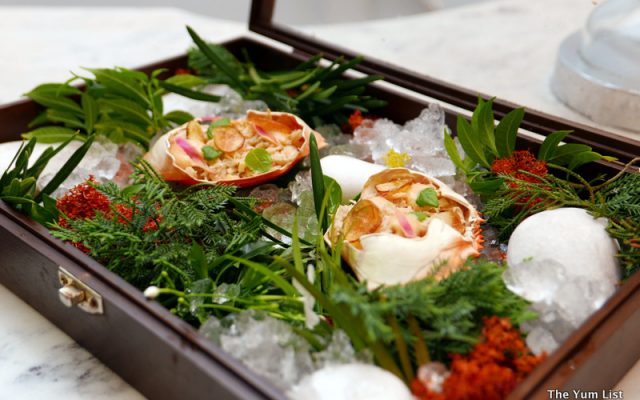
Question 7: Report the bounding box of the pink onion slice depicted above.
[395,210,416,238]
[175,137,202,162]
[254,124,279,145]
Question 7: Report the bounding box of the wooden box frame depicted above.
[0,2,639,399]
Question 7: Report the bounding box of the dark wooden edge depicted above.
[248,0,640,164]
[0,31,637,399]
[0,198,285,400]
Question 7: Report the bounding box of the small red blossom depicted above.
[491,150,547,186]
[174,68,192,75]
[56,179,161,251]
[412,316,546,400]
[56,176,111,228]
[348,109,365,131]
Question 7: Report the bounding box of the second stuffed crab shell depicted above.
[144,110,323,187]
[326,168,483,290]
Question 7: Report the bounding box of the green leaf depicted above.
[164,110,195,125]
[295,81,321,101]
[164,74,207,88]
[568,151,602,170]
[412,211,428,221]
[115,67,149,83]
[36,135,96,201]
[494,108,524,158]
[81,93,98,134]
[159,81,222,102]
[312,85,337,100]
[202,145,222,161]
[538,130,571,161]
[323,175,342,217]
[416,188,439,207]
[95,120,149,148]
[22,126,80,143]
[548,143,591,164]
[456,115,490,169]
[98,98,153,126]
[443,128,467,173]
[469,178,504,194]
[472,98,498,157]
[46,109,85,130]
[244,148,272,173]
[26,93,84,116]
[186,26,245,90]
[190,242,208,280]
[309,134,327,229]
[27,83,82,97]
[206,118,231,139]
[87,68,150,106]
[28,111,51,129]
[121,183,145,198]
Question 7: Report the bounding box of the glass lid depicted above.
[265,0,640,141]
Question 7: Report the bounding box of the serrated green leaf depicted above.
[456,115,490,169]
[164,110,194,125]
[22,126,80,143]
[81,93,98,134]
[46,109,85,130]
[245,148,272,173]
[443,128,467,172]
[87,68,150,106]
[26,93,84,116]
[538,130,571,161]
[568,151,602,170]
[416,188,439,207]
[495,108,524,158]
[472,98,498,157]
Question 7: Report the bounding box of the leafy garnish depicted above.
[184,26,386,127]
[201,145,222,161]
[416,188,439,208]
[244,148,272,173]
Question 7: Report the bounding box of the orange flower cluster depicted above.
[56,178,160,252]
[412,317,546,400]
[348,109,365,131]
[491,150,547,187]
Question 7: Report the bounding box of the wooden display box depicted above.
[1,1,639,399]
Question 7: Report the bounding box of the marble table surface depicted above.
[0,2,638,399]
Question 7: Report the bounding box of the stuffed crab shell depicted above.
[144,110,322,187]
[327,168,483,290]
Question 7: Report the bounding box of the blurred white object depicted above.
[288,363,413,400]
[552,0,640,132]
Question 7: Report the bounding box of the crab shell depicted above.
[326,168,483,290]
[143,110,323,187]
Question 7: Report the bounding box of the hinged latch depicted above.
[58,266,104,315]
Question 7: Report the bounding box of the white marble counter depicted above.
[0,3,638,399]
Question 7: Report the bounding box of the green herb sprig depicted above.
[182,26,386,127]
[445,98,614,194]
[23,68,195,149]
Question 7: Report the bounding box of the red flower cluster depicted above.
[412,317,546,400]
[56,177,111,229]
[348,109,365,131]
[491,150,547,187]
[56,178,160,252]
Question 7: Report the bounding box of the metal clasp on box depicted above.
[58,266,104,315]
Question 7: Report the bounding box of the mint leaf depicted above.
[202,145,222,161]
[416,188,439,208]
[245,148,272,173]
[206,118,230,139]
[412,211,428,221]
